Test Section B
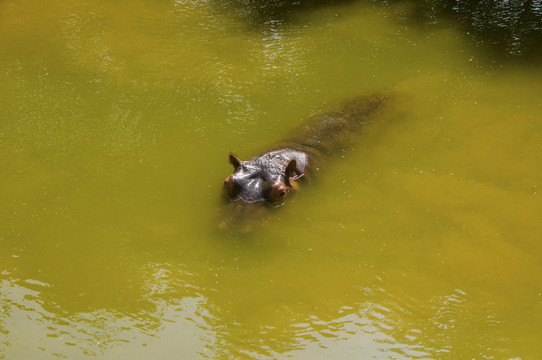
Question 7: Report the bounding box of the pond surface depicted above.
[1,0,541,359]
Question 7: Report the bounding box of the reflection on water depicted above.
[0,279,211,358]
[1,0,542,359]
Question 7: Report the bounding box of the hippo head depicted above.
[223,154,299,205]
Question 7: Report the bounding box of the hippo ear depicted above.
[229,154,241,170]
[285,159,297,180]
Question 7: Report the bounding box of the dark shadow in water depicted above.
[215,0,542,61]
[399,0,542,62]
[212,0,357,25]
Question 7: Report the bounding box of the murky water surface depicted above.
[1,1,541,359]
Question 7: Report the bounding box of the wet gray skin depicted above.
[224,149,308,203]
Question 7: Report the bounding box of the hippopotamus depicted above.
[223,149,308,205]
[218,94,389,233]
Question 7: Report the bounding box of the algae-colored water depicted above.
[1,1,541,359]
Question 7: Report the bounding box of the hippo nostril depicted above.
[280,191,286,197]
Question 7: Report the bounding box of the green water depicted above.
[1,1,541,359]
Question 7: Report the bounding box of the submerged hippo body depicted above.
[219,94,389,232]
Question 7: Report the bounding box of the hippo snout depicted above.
[223,175,237,198]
